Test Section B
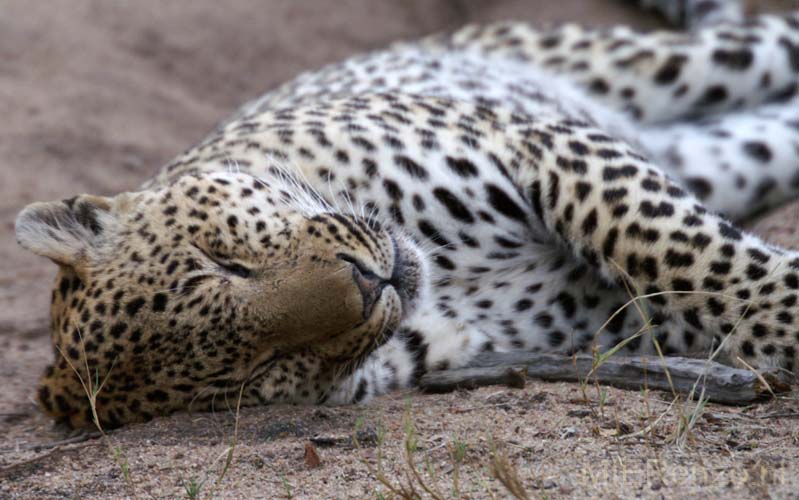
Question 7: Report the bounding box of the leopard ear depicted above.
[15,195,116,267]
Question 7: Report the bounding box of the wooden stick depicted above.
[419,353,791,405]
[420,365,527,393]
[0,431,98,454]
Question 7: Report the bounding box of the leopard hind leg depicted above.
[638,96,799,221]
[631,0,743,29]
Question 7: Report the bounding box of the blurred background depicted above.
[0,0,795,336]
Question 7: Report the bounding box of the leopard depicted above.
[15,1,799,428]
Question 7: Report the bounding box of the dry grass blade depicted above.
[736,357,777,397]
[55,322,144,500]
[214,381,246,486]
[353,414,418,499]
[402,416,445,500]
[489,448,532,500]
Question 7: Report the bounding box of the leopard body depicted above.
[16,5,799,427]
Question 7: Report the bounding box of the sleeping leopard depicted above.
[15,1,799,427]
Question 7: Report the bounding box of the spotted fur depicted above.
[16,9,799,427]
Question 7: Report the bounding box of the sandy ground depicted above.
[1,1,798,498]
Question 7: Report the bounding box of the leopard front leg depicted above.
[509,118,799,374]
[325,308,493,404]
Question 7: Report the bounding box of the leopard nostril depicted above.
[337,253,387,318]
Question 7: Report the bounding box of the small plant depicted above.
[449,436,468,499]
[674,395,709,448]
[354,406,536,499]
[181,383,247,499]
[354,406,443,499]
[280,474,293,498]
[114,446,131,483]
[183,477,204,500]
[211,382,246,490]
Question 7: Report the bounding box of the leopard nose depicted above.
[337,254,387,318]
